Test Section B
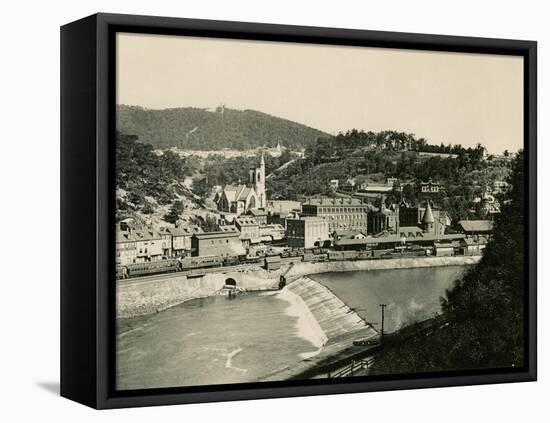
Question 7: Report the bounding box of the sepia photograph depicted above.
[114,32,525,391]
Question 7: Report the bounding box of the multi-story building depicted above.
[368,205,399,234]
[234,217,260,245]
[116,231,137,265]
[267,200,302,215]
[399,201,451,236]
[301,197,369,233]
[116,220,165,263]
[259,224,286,242]
[286,217,329,249]
[159,225,204,258]
[245,209,268,225]
[134,228,164,262]
[191,231,245,257]
[420,179,442,193]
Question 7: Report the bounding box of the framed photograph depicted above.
[61,13,537,409]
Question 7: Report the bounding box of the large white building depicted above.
[216,155,267,214]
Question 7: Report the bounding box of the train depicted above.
[116,245,433,280]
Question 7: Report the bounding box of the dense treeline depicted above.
[370,152,525,374]
[115,132,196,218]
[117,105,328,150]
[306,129,487,166]
[268,130,509,222]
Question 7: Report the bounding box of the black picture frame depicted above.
[60,12,537,409]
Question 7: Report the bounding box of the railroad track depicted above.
[117,263,260,285]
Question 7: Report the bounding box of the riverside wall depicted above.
[116,255,480,319]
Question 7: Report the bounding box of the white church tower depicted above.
[254,154,266,209]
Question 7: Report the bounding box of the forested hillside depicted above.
[370,151,525,373]
[116,105,328,150]
[266,130,510,222]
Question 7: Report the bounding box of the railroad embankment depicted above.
[116,270,279,318]
[116,255,480,318]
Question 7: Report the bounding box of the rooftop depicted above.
[193,231,241,239]
[235,217,258,226]
[304,197,364,206]
[458,220,494,232]
[219,225,240,233]
[247,209,267,216]
[334,232,464,247]
[160,225,203,237]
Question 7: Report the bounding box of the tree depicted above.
[370,151,525,374]
[200,215,220,232]
[192,177,210,198]
[164,200,185,224]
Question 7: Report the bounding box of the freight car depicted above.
[179,255,223,271]
[222,255,240,267]
[372,249,394,259]
[125,259,180,278]
[302,251,329,263]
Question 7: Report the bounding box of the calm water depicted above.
[311,266,468,333]
[117,265,468,390]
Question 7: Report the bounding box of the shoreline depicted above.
[116,255,481,319]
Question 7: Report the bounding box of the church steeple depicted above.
[254,154,266,209]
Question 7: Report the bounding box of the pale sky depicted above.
[117,33,524,154]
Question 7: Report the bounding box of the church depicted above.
[216,155,267,215]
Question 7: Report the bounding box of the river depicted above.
[311,265,468,333]
[116,291,321,390]
[116,265,468,390]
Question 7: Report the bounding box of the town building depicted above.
[474,193,501,217]
[333,232,465,251]
[433,242,456,256]
[461,235,489,256]
[399,201,451,236]
[332,229,367,242]
[489,180,509,195]
[458,220,494,235]
[266,200,302,228]
[301,197,369,233]
[219,225,240,235]
[286,217,330,249]
[216,155,267,214]
[266,200,302,215]
[265,255,282,271]
[245,208,268,225]
[259,224,286,242]
[159,225,203,258]
[134,228,164,262]
[234,217,261,245]
[116,231,137,265]
[420,179,443,194]
[191,231,245,257]
[367,198,399,234]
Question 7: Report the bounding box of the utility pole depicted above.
[379,303,387,341]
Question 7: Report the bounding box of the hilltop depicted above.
[116,105,329,150]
